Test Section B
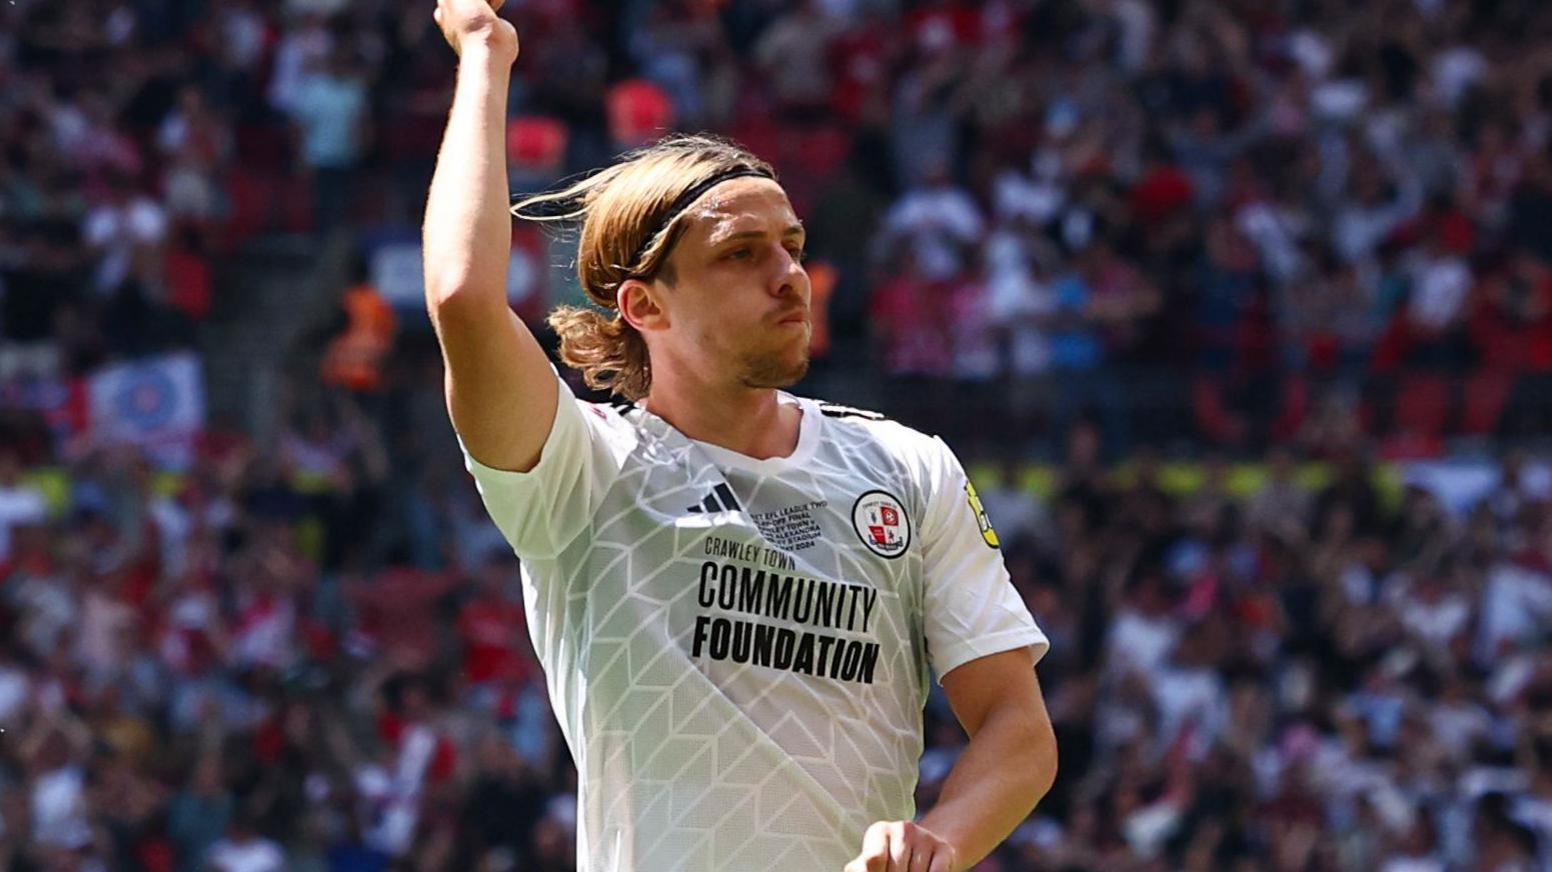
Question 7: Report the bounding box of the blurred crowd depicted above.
[993,427,1552,871]
[0,377,581,871]
[7,404,1552,871]
[7,0,1552,454]
[6,0,1552,870]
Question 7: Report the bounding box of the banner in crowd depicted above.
[1402,458,1552,516]
[0,375,83,449]
[366,225,549,325]
[85,352,205,468]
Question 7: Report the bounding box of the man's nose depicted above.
[771,247,807,299]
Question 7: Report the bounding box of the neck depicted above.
[644,369,802,460]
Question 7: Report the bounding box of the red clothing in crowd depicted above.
[348,568,463,669]
[870,273,953,377]
[1471,263,1552,372]
[1131,164,1196,226]
[457,594,530,685]
[378,712,458,784]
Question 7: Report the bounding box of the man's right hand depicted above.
[434,0,519,61]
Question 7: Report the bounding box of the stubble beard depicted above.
[738,341,810,390]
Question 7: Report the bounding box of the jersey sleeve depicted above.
[457,369,622,560]
[918,437,1049,681]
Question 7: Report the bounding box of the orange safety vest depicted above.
[807,261,836,359]
[322,284,396,392]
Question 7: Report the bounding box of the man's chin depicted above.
[741,354,810,390]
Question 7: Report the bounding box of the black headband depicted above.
[629,167,774,274]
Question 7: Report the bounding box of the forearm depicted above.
[919,705,1057,870]
[423,42,514,307]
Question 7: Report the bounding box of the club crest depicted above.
[852,490,910,558]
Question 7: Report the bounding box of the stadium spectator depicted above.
[8,0,1552,868]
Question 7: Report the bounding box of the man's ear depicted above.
[618,278,668,332]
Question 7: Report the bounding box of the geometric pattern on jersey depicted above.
[461,373,1047,872]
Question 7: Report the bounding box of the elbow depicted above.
[425,281,506,321]
[422,254,500,312]
[978,701,1060,817]
[1032,719,1058,803]
[424,276,476,311]
[1017,715,1058,811]
[424,271,460,311]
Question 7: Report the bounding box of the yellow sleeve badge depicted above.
[964,481,1000,549]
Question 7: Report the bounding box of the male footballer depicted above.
[424,1,1057,869]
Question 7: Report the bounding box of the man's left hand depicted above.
[844,820,959,872]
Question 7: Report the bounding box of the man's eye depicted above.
[787,247,807,262]
[726,248,751,260]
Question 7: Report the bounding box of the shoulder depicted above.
[581,396,648,438]
[809,398,953,469]
[556,392,652,464]
[815,400,891,423]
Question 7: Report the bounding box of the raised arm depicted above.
[425,0,555,472]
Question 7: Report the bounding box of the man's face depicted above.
[635,177,812,391]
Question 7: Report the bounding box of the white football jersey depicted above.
[460,371,1047,872]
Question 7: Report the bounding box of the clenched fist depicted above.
[434,0,518,61]
[845,820,959,872]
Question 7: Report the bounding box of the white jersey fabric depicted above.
[461,371,1047,872]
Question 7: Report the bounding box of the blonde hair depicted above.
[513,133,777,400]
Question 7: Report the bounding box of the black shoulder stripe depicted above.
[818,403,888,421]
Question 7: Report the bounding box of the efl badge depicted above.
[964,481,1000,549]
[852,490,911,559]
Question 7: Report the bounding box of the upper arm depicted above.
[919,437,1050,678]
[454,355,625,561]
[432,296,557,473]
[939,647,1047,739]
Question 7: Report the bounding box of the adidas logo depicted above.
[686,483,742,515]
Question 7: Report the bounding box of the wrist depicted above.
[918,820,964,868]
[458,34,518,68]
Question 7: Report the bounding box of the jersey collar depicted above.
[635,392,822,475]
